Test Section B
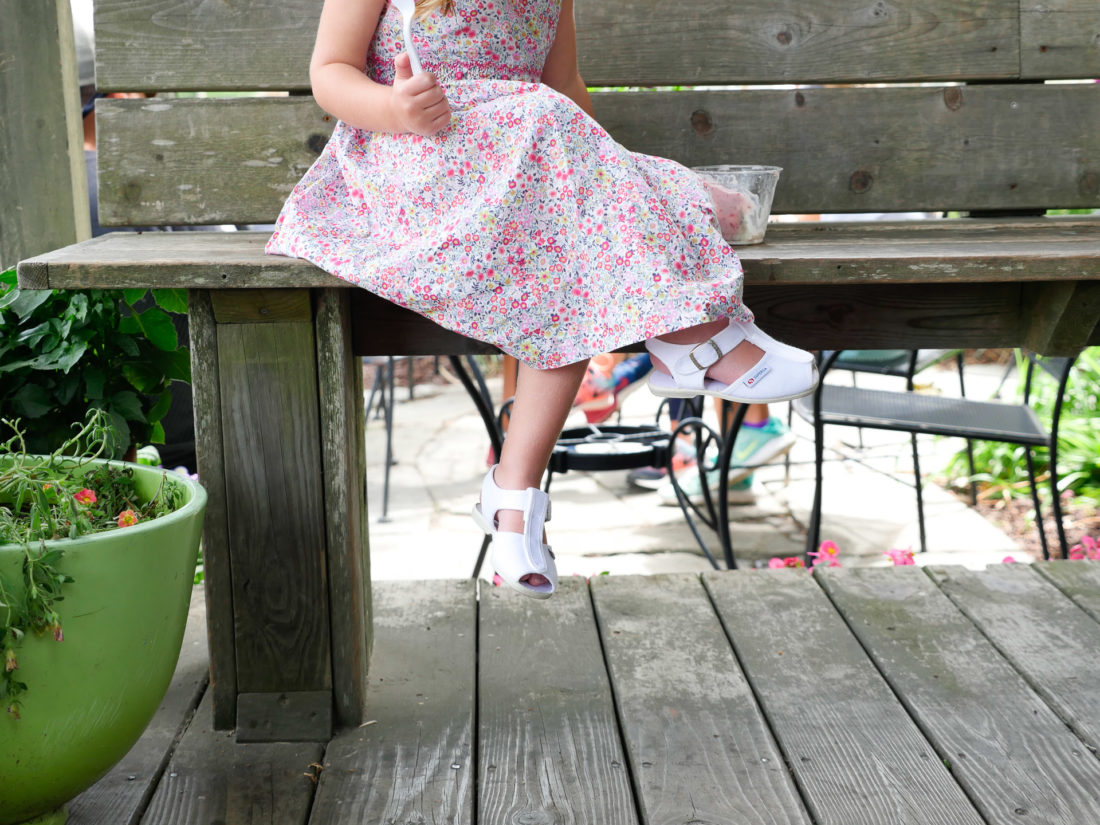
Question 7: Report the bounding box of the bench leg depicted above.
[189,288,371,739]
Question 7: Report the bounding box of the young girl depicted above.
[266,0,818,598]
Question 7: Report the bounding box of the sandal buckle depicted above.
[689,339,724,371]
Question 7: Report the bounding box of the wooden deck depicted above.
[68,564,1100,825]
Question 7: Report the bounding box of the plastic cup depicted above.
[693,165,782,245]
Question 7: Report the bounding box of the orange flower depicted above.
[117,509,139,528]
[74,488,97,505]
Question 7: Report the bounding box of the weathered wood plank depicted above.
[591,573,811,825]
[314,289,373,728]
[93,84,1100,224]
[1020,0,1100,79]
[139,691,323,825]
[928,564,1100,754]
[94,0,316,92]
[704,570,983,825]
[187,289,237,730]
[1,0,88,270]
[479,577,638,825]
[217,318,333,737]
[236,691,333,744]
[210,289,312,324]
[92,0,1033,92]
[68,586,209,825]
[1024,280,1100,356]
[817,566,1100,825]
[96,97,332,226]
[309,580,474,825]
[579,0,1020,85]
[1033,560,1100,625]
[26,219,1100,289]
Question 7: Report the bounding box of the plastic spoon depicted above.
[390,0,424,75]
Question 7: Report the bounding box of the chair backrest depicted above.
[90,0,1100,228]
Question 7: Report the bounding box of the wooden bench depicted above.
[17,0,1100,743]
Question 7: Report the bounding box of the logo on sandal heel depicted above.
[742,364,771,387]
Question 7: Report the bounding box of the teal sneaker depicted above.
[729,417,796,469]
[658,468,755,507]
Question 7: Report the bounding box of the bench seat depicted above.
[21,216,1100,356]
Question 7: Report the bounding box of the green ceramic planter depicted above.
[0,460,206,825]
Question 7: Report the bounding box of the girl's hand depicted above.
[391,52,451,136]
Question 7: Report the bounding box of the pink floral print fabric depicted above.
[266,0,751,369]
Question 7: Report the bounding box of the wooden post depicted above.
[0,0,89,269]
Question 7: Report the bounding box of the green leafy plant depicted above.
[0,411,184,718]
[0,268,190,456]
[943,348,1100,504]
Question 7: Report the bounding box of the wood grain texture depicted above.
[210,289,312,324]
[216,320,332,701]
[1033,560,1100,625]
[92,85,1100,224]
[140,691,323,825]
[94,0,316,92]
[29,219,1100,289]
[817,566,1100,825]
[187,289,237,730]
[314,289,373,728]
[591,573,811,825]
[236,691,333,744]
[96,97,333,226]
[92,0,1041,91]
[478,577,638,825]
[1,0,88,270]
[1024,280,1100,356]
[927,564,1100,754]
[309,580,475,825]
[703,570,983,825]
[67,587,209,825]
[1020,0,1100,79]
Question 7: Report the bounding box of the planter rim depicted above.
[0,457,207,553]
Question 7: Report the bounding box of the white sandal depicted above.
[645,318,819,404]
[471,465,557,599]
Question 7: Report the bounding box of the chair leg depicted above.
[910,433,927,553]
[804,416,826,559]
[471,534,491,579]
[1025,448,1050,560]
[379,356,396,522]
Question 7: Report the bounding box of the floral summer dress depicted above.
[266,0,751,369]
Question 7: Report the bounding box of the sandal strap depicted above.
[481,466,552,528]
[646,320,749,390]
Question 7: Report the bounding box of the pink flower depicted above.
[1002,556,1018,564]
[74,488,97,506]
[884,547,916,566]
[766,556,805,569]
[767,558,786,569]
[810,540,842,568]
[116,509,139,528]
[1068,535,1100,561]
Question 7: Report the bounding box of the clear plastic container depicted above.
[693,165,782,245]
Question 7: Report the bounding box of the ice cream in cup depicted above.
[694,165,782,245]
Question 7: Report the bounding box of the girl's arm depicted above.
[540,0,594,118]
[311,0,451,135]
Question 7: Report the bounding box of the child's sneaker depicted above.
[729,416,796,469]
[627,437,696,490]
[580,353,653,424]
[658,469,755,507]
[573,354,617,409]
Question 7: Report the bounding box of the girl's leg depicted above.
[490,359,588,585]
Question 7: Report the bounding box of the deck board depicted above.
[308,579,476,824]
[478,577,637,825]
[68,569,1100,824]
[929,563,1100,753]
[704,570,984,825]
[591,573,812,825]
[817,566,1100,825]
